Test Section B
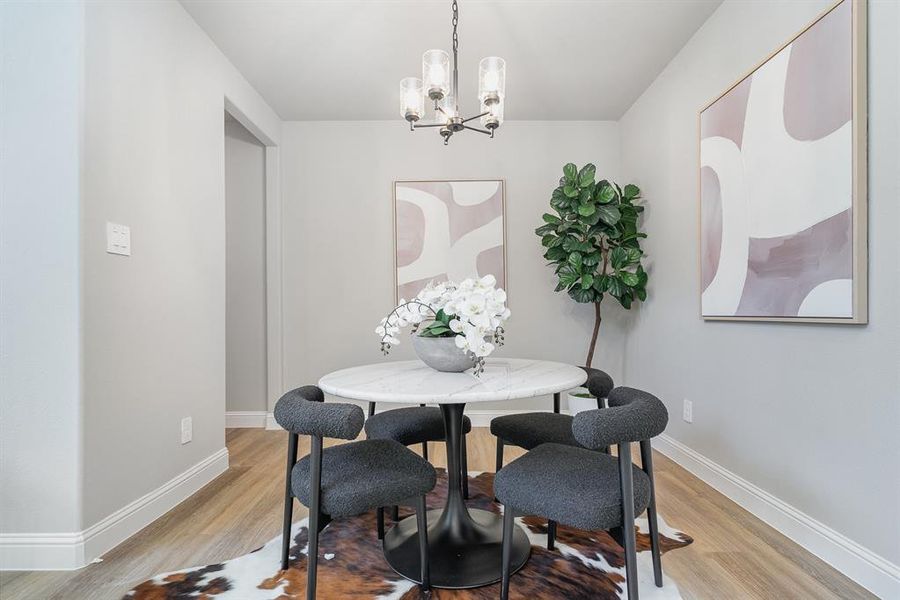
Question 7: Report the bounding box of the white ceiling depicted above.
[181,0,721,121]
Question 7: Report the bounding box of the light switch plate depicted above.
[106,222,131,256]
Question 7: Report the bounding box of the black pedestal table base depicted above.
[383,403,531,588]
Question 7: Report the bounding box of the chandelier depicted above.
[399,0,506,145]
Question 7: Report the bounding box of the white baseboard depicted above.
[225,411,268,428]
[0,448,229,571]
[654,434,900,599]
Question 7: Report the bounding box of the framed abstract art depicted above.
[393,179,506,302]
[699,0,867,323]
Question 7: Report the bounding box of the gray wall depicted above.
[0,1,84,536]
[225,118,268,413]
[280,121,626,412]
[80,0,280,527]
[620,0,900,567]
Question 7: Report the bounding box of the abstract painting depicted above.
[699,0,867,323]
[394,180,506,302]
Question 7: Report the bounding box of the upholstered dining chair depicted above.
[365,402,472,500]
[490,367,615,470]
[275,386,436,599]
[490,366,614,547]
[494,387,668,600]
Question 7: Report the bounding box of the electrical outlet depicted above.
[682,399,693,423]
[106,222,131,256]
[181,417,192,444]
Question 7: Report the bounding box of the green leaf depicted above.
[541,234,556,247]
[563,184,579,198]
[619,271,640,287]
[578,163,596,187]
[597,185,616,204]
[535,223,556,236]
[609,246,628,269]
[597,205,621,226]
[568,252,583,268]
[623,184,640,199]
[636,287,647,301]
[562,236,582,253]
[544,246,567,261]
[577,203,596,217]
[607,276,626,296]
[568,286,595,303]
[549,235,566,248]
[579,188,592,204]
[580,273,594,289]
[593,274,611,292]
[542,213,561,224]
[582,252,601,266]
[563,163,577,183]
[618,292,633,310]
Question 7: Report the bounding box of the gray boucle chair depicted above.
[491,366,614,468]
[495,386,668,600]
[365,402,472,500]
[490,367,614,548]
[276,386,436,599]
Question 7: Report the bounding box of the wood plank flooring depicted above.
[0,428,875,599]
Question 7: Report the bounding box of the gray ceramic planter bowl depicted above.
[411,334,475,372]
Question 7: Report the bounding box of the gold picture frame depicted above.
[392,179,508,304]
[698,0,867,324]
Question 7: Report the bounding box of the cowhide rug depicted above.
[125,470,692,599]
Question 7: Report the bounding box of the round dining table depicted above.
[318,358,587,589]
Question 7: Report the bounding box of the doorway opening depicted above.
[224,112,268,425]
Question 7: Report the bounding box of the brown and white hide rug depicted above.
[125,470,692,599]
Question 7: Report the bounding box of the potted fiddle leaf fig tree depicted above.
[535,163,648,411]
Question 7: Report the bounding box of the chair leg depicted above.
[421,441,429,461]
[416,496,430,590]
[376,507,385,540]
[547,519,557,551]
[641,440,663,587]
[618,442,639,600]
[307,510,320,600]
[495,437,504,472]
[500,505,515,600]
[281,432,298,571]
[461,434,469,499]
[307,436,324,600]
[391,505,399,521]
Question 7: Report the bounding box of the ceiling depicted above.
[181,0,721,121]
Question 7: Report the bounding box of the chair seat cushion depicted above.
[491,412,580,450]
[494,443,651,531]
[365,406,471,446]
[291,439,436,517]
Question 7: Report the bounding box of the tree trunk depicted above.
[585,302,602,368]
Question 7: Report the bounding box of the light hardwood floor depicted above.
[0,428,875,599]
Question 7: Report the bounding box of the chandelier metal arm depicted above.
[461,111,490,124]
[463,125,492,135]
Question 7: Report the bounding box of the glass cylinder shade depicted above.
[422,49,450,100]
[437,94,457,123]
[478,56,506,105]
[481,98,504,129]
[399,77,424,122]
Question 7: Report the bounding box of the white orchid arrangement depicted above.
[376,275,510,375]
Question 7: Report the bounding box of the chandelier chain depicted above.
[451,0,459,113]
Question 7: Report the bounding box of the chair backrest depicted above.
[581,367,614,407]
[571,386,668,450]
[274,385,365,440]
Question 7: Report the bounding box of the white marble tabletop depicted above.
[318,358,586,404]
